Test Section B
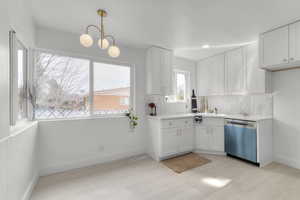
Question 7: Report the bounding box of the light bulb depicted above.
[108,45,120,58]
[80,34,93,47]
[201,44,211,49]
[98,38,110,49]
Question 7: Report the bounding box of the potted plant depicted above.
[126,108,138,129]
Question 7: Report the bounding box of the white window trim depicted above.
[33,48,136,121]
[166,69,190,103]
[9,30,29,126]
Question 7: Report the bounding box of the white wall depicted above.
[0,0,38,200]
[272,69,300,169]
[35,27,147,175]
[7,123,39,200]
[38,118,145,175]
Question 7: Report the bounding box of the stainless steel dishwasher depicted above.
[224,119,257,163]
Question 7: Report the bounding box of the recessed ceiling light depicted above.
[202,44,211,49]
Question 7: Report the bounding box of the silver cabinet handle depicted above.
[177,129,181,136]
[290,57,294,61]
[283,58,288,62]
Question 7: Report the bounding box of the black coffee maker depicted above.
[191,89,197,113]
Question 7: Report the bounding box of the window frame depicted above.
[166,69,190,103]
[33,48,135,120]
[9,30,29,126]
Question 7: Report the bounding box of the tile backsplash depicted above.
[146,94,273,116]
[204,94,273,116]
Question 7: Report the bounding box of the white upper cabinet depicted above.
[245,42,266,93]
[260,20,300,71]
[225,47,245,94]
[289,21,300,63]
[146,47,173,96]
[197,43,268,95]
[261,26,289,68]
[197,54,225,96]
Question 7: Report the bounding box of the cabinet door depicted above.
[197,55,225,96]
[160,49,173,96]
[146,47,173,95]
[196,126,209,150]
[245,42,266,93]
[226,48,245,94]
[289,21,300,63]
[262,26,289,67]
[211,126,225,152]
[210,54,225,95]
[197,59,210,96]
[179,127,194,153]
[160,128,179,157]
[146,48,161,95]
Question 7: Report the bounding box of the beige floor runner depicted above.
[161,153,211,173]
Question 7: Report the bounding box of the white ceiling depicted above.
[30,0,300,60]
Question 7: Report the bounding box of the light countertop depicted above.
[147,113,272,122]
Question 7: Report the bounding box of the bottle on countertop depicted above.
[191,89,197,113]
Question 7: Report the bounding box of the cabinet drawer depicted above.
[181,118,194,128]
[161,119,180,129]
[161,118,194,129]
[202,117,224,126]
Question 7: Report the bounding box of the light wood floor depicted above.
[31,154,300,200]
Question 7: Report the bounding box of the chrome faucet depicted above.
[214,107,218,114]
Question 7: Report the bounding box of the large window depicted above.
[34,50,131,119]
[9,30,28,125]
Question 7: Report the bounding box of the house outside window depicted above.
[93,62,130,115]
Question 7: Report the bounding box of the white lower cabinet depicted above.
[160,127,195,158]
[196,118,225,153]
[179,127,194,153]
[161,128,179,157]
[148,118,195,161]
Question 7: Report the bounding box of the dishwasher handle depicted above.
[225,119,256,128]
[228,121,249,126]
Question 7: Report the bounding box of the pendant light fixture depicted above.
[80,9,120,58]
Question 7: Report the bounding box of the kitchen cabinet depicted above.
[146,46,173,96]
[179,127,194,153]
[196,126,209,150]
[260,20,300,71]
[225,47,245,94]
[261,26,289,68]
[161,128,179,157]
[196,43,269,95]
[148,117,195,161]
[195,118,224,153]
[289,21,300,63]
[245,42,268,93]
[197,54,225,96]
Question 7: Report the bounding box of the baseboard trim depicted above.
[274,155,300,169]
[194,149,226,156]
[40,148,145,176]
[22,173,39,200]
